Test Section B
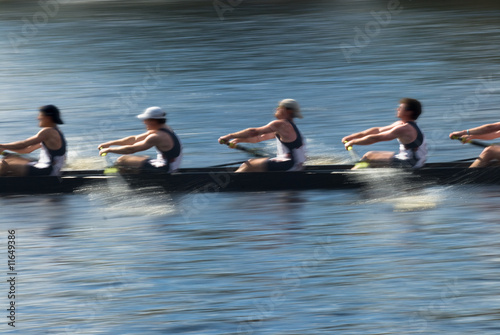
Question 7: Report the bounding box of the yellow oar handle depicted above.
[354,161,370,169]
[219,139,237,148]
[343,140,353,151]
[99,147,108,156]
[450,135,469,143]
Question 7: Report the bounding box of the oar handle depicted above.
[450,135,467,143]
[343,141,368,168]
[99,147,108,156]
[219,139,237,149]
[450,135,490,148]
[343,141,354,151]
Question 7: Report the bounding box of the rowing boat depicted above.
[0,162,499,195]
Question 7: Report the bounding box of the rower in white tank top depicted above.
[269,120,306,171]
[31,127,67,176]
[394,121,427,168]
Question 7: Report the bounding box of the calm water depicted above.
[1,0,500,334]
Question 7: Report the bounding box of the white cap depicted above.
[137,106,166,120]
[278,99,303,118]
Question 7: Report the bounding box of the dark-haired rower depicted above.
[0,105,66,176]
[342,98,427,168]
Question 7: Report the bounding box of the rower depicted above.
[449,123,500,167]
[342,98,427,169]
[98,106,182,173]
[0,105,67,176]
[218,99,306,172]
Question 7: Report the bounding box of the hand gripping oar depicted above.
[219,139,269,157]
[99,148,119,174]
[450,135,491,148]
[344,141,370,169]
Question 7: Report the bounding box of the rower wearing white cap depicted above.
[99,106,182,173]
[219,99,306,172]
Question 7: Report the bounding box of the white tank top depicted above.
[33,128,67,176]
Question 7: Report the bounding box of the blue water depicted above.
[1,0,500,334]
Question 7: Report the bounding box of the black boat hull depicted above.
[0,163,499,195]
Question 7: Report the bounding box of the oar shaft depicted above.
[344,141,360,161]
[98,147,119,174]
[451,136,490,148]
[343,141,370,168]
[209,160,248,168]
[219,139,268,157]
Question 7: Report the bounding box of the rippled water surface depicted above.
[2,0,500,334]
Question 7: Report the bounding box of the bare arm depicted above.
[341,122,401,143]
[219,121,281,144]
[5,144,42,154]
[450,122,500,142]
[0,128,51,152]
[98,132,150,149]
[466,130,500,140]
[99,133,156,155]
[344,124,405,149]
[230,132,275,144]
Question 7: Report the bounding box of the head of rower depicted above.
[38,105,64,127]
[138,106,167,130]
[396,98,422,122]
[275,99,303,121]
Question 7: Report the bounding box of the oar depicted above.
[451,157,479,162]
[219,139,269,157]
[99,148,119,174]
[450,135,491,148]
[209,160,248,168]
[344,141,369,169]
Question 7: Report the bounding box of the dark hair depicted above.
[39,104,64,124]
[147,118,166,124]
[400,98,422,120]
